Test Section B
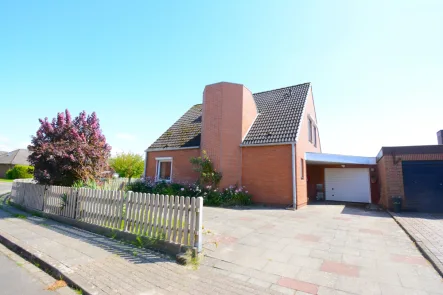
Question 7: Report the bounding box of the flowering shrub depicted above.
[28,109,111,186]
[126,178,253,207]
[189,150,222,187]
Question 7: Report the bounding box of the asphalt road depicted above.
[0,251,54,295]
[0,182,12,195]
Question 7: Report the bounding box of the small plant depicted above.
[190,150,222,187]
[132,251,138,257]
[12,213,27,219]
[59,193,68,210]
[32,211,43,217]
[75,289,83,295]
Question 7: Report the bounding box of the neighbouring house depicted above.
[144,82,320,208]
[0,149,32,178]
[376,143,443,212]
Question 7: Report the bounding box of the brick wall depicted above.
[377,153,443,209]
[295,87,321,208]
[201,82,257,188]
[241,145,293,205]
[145,148,200,183]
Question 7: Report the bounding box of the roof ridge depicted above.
[252,82,311,95]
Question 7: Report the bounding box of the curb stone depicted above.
[0,243,77,295]
[0,204,96,295]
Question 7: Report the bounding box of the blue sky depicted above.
[1,1,442,157]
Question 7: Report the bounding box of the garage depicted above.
[325,168,371,203]
[402,160,443,212]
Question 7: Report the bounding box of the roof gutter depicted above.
[292,143,297,210]
[145,146,200,152]
[240,142,295,147]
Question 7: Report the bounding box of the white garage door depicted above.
[325,168,371,203]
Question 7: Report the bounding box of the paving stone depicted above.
[317,286,355,295]
[378,283,429,295]
[270,284,296,295]
[241,267,281,283]
[262,261,301,278]
[320,261,360,277]
[391,254,430,266]
[289,254,323,269]
[247,277,272,289]
[294,268,338,288]
[277,277,319,294]
[334,276,381,295]
[228,272,250,282]
[310,249,342,262]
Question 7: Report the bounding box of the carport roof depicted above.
[305,152,376,165]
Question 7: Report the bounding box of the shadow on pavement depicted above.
[0,195,174,265]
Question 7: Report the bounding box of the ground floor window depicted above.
[156,157,172,182]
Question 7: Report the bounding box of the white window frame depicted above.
[313,125,317,147]
[155,157,173,182]
[308,118,313,143]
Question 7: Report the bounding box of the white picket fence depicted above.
[10,181,203,251]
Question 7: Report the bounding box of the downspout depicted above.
[292,143,297,210]
[143,151,148,178]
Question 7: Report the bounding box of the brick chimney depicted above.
[438,130,443,145]
[201,82,258,188]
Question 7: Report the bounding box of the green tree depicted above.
[109,152,144,182]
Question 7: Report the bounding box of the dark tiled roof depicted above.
[148,104,202,149]
[243,83,310,145]
[0,149,31,165]
[147,83,310,150]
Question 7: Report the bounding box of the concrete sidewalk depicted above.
[391,211,443,277]
[0,202,282,295]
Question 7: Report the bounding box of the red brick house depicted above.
[145,81,443,212]
[144,82,320,208]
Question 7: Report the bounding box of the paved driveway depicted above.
[202,204,443,295]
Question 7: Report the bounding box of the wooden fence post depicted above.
[195,197,203,252]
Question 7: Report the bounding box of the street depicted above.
[0,182,12,195]
[0,248,53,295]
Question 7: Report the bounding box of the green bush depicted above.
[6,165,34,179]
[126,178,253,207]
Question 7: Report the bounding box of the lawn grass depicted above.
[0,178,13,182]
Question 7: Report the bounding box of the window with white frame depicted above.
[308,116,318,147]
[308,118,313,142]
[313,125,317,147]
[156,157,172,182]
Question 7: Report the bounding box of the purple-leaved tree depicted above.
[28,109,111,186]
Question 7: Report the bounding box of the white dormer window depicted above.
[155,157,172,182]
